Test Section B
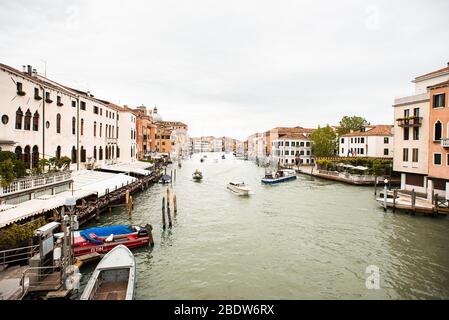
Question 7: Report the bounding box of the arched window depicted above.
[71,146,77,164]
[24,109,32,130]
[56,114,61,133]
[112,126,114,138]
[93,146,97,160]
[435,121,442,141]
[105,145,109,160]
[56,146,61,159]
[24,145,31,169]
[14,146,22,161]
[117,147,120,158]
[32,111,39,131]
[81,146,86,163]
[93,121,97,137]
[105,124,108,138]
[100,123,102,137]
[72,117,76,135]
[32,145,39,169]
[80,119,84,136]
[99,147,103,160]
[15,107,23,129]
[111,146,115,159]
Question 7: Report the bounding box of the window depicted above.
[1,115,8,125]
[80,147,86,163]
[403,148,409,162]
[117,147,120,158]
[94,106,99,114]
[80,119,84,135]
[16,82,25,95]
[56,114,61,133]
[404,109,410,118]
[384,137,389,144]
[57,96,63,106]
[306,142,310,147]
[34,88,42,100]
[100,123,102,137]
[412,148,418,163]
[45,92,52,103]
[285,141,290,147]
[341,138,344,144]
[16,108,23,130]
[32,145,39,168]
[285,150,289,156]
[32,111,39,131]
[434,153,442,165]
[99,147,103,160]
[56,146,61,160]
[72,117,76,135]
[384,149,389,156]
[413,108,420,117]
[361,138,365,144]
[72,101,76,108]
[433,93,446,108]
[447,154,449,166]
[94,121,97,136]
[413,127,419,140]
[403,127,410,140]
[100,108,103,116]
[434,121,442,141]
[80,101,86,110]
[360,148,364,155]
[71,146,77,163]
[351,138,354,143]
[24,109,31,130]
[341,148,344,154]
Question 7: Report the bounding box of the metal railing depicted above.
[0,244,40,266]
[396,116,423,127]
[0,172,72,197]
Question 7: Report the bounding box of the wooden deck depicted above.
[94,281,128,300]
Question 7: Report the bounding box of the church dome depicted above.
[153,107,163,122]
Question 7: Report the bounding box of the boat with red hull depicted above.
[56,225,152,257]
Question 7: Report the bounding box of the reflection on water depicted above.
[75,153,449,300]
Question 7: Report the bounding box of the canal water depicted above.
[76,153,449,300]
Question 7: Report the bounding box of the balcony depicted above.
[106,137,118,144]
[0,171,72,197]
[396,116,423,128]
[441,139,449,148]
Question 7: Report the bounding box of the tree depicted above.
[311,125,337,157]
[0,159,15,188]
[337,116,370,136]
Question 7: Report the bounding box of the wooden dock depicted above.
[377,190,448,216]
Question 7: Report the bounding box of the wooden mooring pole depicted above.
[162,197,166,230]
[374,176,378,196]
[393,189,397,213]
[166,188,172,228]
[411,189,416,214]
[383,183,387,212]
[174,193,177,215]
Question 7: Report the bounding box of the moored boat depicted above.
[261,169,297,184]
[222,154,226,159]
[60,225,152,257]
[80,245,136,300]
[227,181,251,196]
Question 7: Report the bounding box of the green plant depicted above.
[0,159,15,188]
[0,217,46,250]
[57,156,71,171]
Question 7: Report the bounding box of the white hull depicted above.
[227,184,250,196]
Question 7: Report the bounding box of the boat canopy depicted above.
[80,225,134,245]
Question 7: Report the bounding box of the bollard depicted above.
[174,194,177,215]
[162,197,166,230]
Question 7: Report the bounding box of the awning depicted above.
[72,170,137,197]
[0,189,97,229]
[101,162,153,176]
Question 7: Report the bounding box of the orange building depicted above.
[132,105,155,160]
[428,80,449,197]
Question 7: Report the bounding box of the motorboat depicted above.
[227,181,251,196]
[192,170,203,181]
[80,245,136,300]
[221,154,226,159]
[55,225,152,257]
[261,169,297,185]
[159,174,172,184]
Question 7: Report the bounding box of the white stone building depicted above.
[0,63,137,171]
[339,125,394,158]
[271,133,314,166]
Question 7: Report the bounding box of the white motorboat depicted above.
[227,181,251,196]
[261,169,297,185]
[80,245,136,300]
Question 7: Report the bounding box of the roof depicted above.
[340,125,393,137]
[414,63,449,81]
[277,133,311,141]
[427,80,449,90]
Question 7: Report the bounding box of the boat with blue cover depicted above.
[261,169,297,184]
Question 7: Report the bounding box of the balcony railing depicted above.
[0,171,72,197]
[441,138,449,148]
[106,137,118,144]
[396,116,423,127]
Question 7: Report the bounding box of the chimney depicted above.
[22,65,27,73]
[32,68,37,77]
[27,65,32,76]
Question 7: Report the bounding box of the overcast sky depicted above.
[1,0,448,140]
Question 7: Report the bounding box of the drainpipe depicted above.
[76,96,80,171]
[40,85,46,159]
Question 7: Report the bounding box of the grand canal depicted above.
[76,153,449,300]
